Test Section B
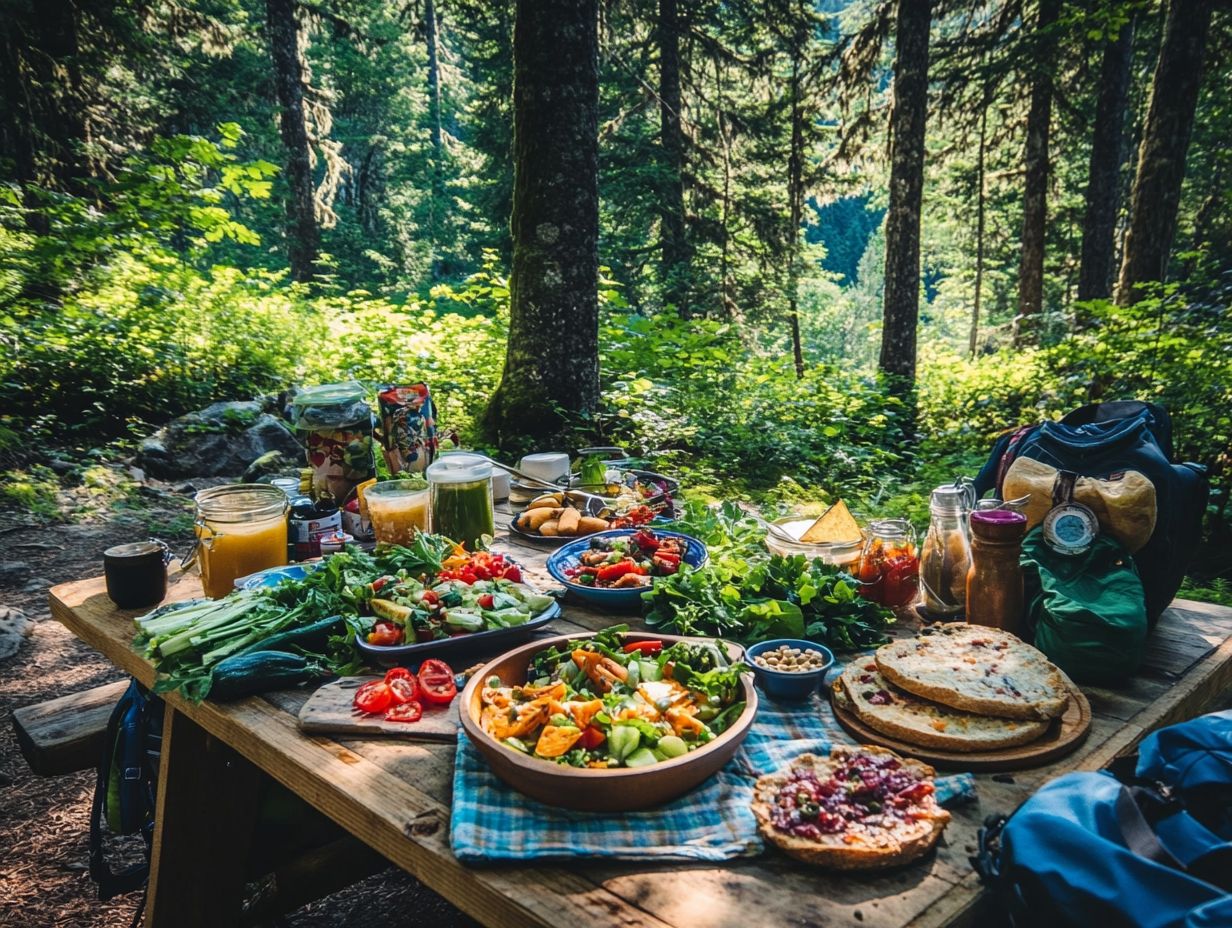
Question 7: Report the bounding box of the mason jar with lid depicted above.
[426,457,494,551]
[192,484,289,598]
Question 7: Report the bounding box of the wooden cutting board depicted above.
[298,676,461,741]
[829,678,1092,772]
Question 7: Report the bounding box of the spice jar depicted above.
[856,519,920,609]
[966,509,1029,636]
[427,457,494,551]
[193,484,289,598]
[104,541,172,609]
[919,483,975,618]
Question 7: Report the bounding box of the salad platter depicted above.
[354,549,562,664]
[459,627,756,811]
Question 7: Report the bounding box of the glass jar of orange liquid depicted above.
[364,478,430,546]
[193,484,289,598]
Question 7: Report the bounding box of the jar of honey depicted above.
[193,484,289,598]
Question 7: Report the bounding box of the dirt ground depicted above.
[0,471,476,928]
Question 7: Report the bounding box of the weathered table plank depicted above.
[47,515,1232,928]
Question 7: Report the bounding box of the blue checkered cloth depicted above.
[450,688,976,862]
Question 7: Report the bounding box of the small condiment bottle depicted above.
[103,541,172,609]
[966,509,1029,637]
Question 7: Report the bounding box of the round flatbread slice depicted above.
[835,660,1050,752]
[875,623,1069,721]
[751,746,950,870]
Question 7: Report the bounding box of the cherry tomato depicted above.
[622,640,663,655]
[384,666,413,683]
[478,593,494,609]
[417,658,457,706]
[388,675,420,705]
[353,680,394,714]
[419,590,439,606]
[384,701,423,723]
[366,622,403,647]
[370,576,391,593]
[578,725,606,749]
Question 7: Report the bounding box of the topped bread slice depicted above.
[875,623,1070,721]
[751,745,950,870]
[835,660,1050,752]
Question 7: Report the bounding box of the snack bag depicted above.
[377,383,438,475]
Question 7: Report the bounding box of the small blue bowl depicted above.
[233,563,314,590]
[745,639,835,701]
[545,529,708,612]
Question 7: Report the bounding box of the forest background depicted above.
[1,0,1229,590]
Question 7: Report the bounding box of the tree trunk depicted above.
[1012,0,1060,344]
[1115,0,1212,305]
[658,0,691,317]
[482,0,600,449]
[970,99,988,358]
[786,43,806,380]
[266,0,318,283]
[879,0,930,389]
[425,0,445,278]
[1077,19,1134,304]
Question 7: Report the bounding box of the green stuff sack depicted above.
[1021,527,1148,685]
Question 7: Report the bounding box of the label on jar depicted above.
[290,510,343,559]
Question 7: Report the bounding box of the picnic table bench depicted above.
[48,505,1232,928]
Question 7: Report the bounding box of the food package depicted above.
[377,383,438,475]
[291,382,377,502]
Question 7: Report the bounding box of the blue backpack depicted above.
[974,400,1209,622]
[974,710,1232,928]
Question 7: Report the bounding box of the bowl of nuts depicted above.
[744,639,835,701]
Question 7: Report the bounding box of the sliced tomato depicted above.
[502,564,523,582]
[384,701,423,723]
[388,675,420,705]
[478,593,495,609]
[419,589,439,606]
[622,640,663,655]
[353,680,393,715]
[370,576,391,593]
[578,725,606,750]
[366,622,403,647]
[417,658,457,706]
[384,666,414,683]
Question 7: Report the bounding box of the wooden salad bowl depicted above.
[459,631,758,812]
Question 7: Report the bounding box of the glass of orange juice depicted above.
[365,479,430,546]
[193,484,289,598]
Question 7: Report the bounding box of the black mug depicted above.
[104,541,172,609]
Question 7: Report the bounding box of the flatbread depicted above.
[835,661,1050,752]
[751,746,950,870]
[800,499,863,545]
[875,623,1070,721]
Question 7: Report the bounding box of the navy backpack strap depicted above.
[89,681,152,901]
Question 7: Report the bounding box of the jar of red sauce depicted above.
[856,519,920,609]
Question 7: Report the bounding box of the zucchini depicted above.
[235,614,345,657]
[209,650,325,701]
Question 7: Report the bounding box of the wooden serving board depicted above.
[829,679,1092,772]
[298,676,460,741]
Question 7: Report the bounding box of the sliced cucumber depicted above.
[624,747,659,768]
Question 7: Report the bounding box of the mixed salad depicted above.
[562,530,687,589]
[365,550,554,647]
[479,626,750,768]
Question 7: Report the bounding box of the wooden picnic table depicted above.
[49,506,1232,928]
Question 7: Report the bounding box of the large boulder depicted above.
[137,401,304,479]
